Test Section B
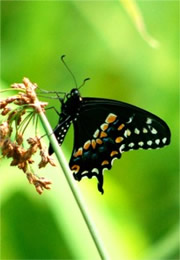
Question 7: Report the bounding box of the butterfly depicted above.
[48,88,171,194]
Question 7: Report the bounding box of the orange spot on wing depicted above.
[71,164,80,173]
[101,123,108,131]
[100,131,107,138]
[101,160,109,166]
[118,124,125,131]
[96,138,103,145]
[91,139,96,149]
[110,151,119,157]
[115,137,124,143]
[105,113,117,123]
[74,148,83,157]
[83,140,91,150]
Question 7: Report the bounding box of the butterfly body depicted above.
[49,89,81,151]
[49,88,171,194]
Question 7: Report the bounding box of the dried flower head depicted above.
[0,121,12,139]
[26,173,52,194]
[39,147,56,168]
[0,78,56,194]
[1,107,11,116]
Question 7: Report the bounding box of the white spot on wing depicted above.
[119,144,125,153]
[138,141,144,146]
[81,171,88,176]
[155,139,160,145]
[126,115,134,124]
[147,140,152,146]
[134,128,140,134]
[143,128,148,133]
[151,128,158,134]
[93,129,100,138]
[111,157,117,166]
[128,142,134,148]
[146,118,152,124]
[162,137,167,144]
[92,168,99,174]
[124,129,131,137]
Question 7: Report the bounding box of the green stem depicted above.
[0,88,26,93]
[38,111,109,260]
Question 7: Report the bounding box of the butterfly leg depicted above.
[45,106,61,116]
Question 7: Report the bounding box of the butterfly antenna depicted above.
[61,55,78,88]
[78,77,90,90]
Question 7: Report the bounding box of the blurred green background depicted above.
[1,1,179,259]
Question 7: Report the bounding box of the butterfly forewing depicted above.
[69,98,170,193]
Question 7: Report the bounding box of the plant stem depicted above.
[38,110,109,260]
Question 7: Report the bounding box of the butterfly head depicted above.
[70,88,81,98]
[66,88,82,101]
[61,88,82,115]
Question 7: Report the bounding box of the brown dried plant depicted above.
[0,78,56,194]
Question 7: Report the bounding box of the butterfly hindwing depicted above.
[69,98,171,193]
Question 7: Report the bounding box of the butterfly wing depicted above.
[69,97,171,193]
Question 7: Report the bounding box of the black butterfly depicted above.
[48,88,171,194]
